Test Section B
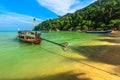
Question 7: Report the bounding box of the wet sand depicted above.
[65,31,120,80]
[30,31,120,80]
[78,31,120,80]
[0,31,120,80]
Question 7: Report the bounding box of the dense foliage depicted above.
[34,0,120,31]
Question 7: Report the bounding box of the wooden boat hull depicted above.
[17,30,41,44]
[86,30,112,34]
[18,37,41,44]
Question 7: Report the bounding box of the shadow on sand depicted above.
[97,38,120,44]
[70,45,120,65]
[0,71,91,80]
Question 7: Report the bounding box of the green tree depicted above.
[109,19,120,30]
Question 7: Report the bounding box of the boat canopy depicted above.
[18,30,42,35]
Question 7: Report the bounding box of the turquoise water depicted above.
[0,31,100,79]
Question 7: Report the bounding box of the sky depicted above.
[0,0,97,31]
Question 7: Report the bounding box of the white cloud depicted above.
[37,0,97,15]
[92,0,97,3]
[0,10,43,24]
[0,10,43,30]
[37,0,78,15]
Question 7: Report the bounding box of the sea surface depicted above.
[0,31,101,79]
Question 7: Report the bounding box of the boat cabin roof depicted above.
[18,30,41,35]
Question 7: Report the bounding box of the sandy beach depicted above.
[68,31,120,80]
[0,31,120,80]
[28,31,120,80]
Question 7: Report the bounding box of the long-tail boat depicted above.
[17,30,41,44]
[17,30,68,50]
[86,30,112,34]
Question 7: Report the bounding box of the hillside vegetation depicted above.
[34,0,120,31]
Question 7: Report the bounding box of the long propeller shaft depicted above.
[40,38,68,50]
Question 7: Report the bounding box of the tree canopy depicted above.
[34,0,120,31]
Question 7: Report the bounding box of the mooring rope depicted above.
[78,61,120,77]
[41,47,120,78]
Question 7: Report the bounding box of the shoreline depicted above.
[108,31,120,37]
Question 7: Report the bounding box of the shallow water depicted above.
[0,31,100,79]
